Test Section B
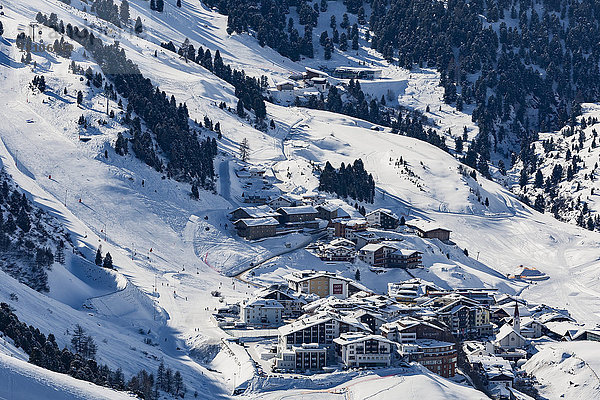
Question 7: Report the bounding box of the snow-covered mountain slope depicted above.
[524,341,600,400]
[0,352,135,400]
[2,0,600,397]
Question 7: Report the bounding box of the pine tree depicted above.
[103,252,113,269]
[0,21,3,36]
[534,194,545,212]
[164,368,173,393]
[455,136,463,153]
[240,138,249,162]
[236,99,245,117]
[85,335,97,359]
[324,43,332,60]
[119,0,130,22]
[191,184,199,199]
[534,169,544,187]
[95,248,103,266]
[134,17,143,34]
[71,324,88,356]
[156,0,164,12]
[339,33,348,51]
[55,240,66,265]
[156,361,165,391]
[519,168,528,187]
[115,132,128,155]
[177,0,181,7]
[77,90,83,105]
[355,269,361,281]
[173,371,185,396]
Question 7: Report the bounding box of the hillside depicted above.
[1,0,600,398]
[0,352,135,400]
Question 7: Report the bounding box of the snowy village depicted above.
[208,173,586,400]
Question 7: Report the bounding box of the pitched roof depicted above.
[278,311,371,336]
[366,208,398,219]
[305,66,329,76]
[230,205,278,218]
[333,333,393,346]
[316,203,339,212]
[277,206,318,215]
[360,243,398,252]
[406,219,450,233]
[391,249,422,256]
[243,298,284,309]
[234,217,279,227]
[495,323,526,343]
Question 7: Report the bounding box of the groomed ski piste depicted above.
[1,0,600,398]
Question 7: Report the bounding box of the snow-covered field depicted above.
[524,341,600,399]
[245,366,488,400]
[1,0,600,398]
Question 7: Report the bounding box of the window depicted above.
[333,284,343,294]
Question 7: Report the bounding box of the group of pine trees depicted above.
[299,80,448,152]
[0,304,186,399]
[150,0,165,12]
[366,0,600,174]
[319,15,359,58]
[161,39,268,120]
[0,169,68,292]
[519,117,600,232]
[37,13,217,190]
[319,159,375,203]
[95,247,113,269]
[31,75,46,92]
[205,0,315,61]
[89,0,125,27]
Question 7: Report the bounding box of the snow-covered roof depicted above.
[333,333,393,346]
[269,194,296,203]
[234,217,279,227]
[230,205,277,218]
[495,324,526,343]
[335,66,382,73]
[304,66,329,77]
[277,205,318,215]
[366,208,398,219]
[468,354,515,381]
[243,298,284,309]
[406,219,450,233]
[412,339,454,349]
[381,317,444,333]
[392,248,422,256]
[317,203,339,212]
[278,312,370,336]
[275,79,295,86]
[360,243,398,252]
[329,238,355,247]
